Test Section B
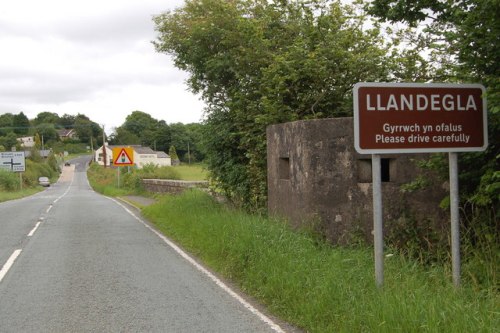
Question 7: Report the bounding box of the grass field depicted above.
[172,164,208,180]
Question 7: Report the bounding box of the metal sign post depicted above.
[449,152,461,287]
[372,154,384,288]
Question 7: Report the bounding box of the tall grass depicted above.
[142,190,499,333]
[171,164,208,180]
[87,163,132,196]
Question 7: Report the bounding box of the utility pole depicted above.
[102,125,107,168]
[90,136,94,164]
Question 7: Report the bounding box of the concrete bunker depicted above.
[267,117,448,245]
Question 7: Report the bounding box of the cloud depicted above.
[0,0,203,132]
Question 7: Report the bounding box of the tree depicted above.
[109,127,141,145]
[13,112,30,135]
[0,113,14,136]
[169,145,180,163]
[123,111,159,137]
[0,132,19,151]
[154,0,391,209]
[74,114,100,145]
[368,0,499,188]
[33,112,60,126]
[368,0,499,256]
[112,111,174,151]
[153,120,172,152]
[35,123,58,144]
[59,114,76,129]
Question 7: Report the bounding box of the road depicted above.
[0,156,285,332]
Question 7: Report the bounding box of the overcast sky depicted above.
[0,0,205,134]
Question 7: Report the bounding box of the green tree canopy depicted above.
[35,123,58,143]
[122,111,159,137]
[73,114,101,145]
[33,112,60,126]
[0,132,19,151]
[13,112,30,135]
[0,113,14,136]
[154,0,392,209]
[59,114,76,129]
[368,0,499,203]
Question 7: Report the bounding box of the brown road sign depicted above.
[353,83,488,154]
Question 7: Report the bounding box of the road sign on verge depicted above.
[112,148,134,166]
[353,82,487,154]
[0,152,26,172]
[353,82,488,289]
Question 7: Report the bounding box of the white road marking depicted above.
[28,221,42,237]
[54,174,74,204]
[0,249,22,283]
[110,198,286,333]
[0,169,76,284]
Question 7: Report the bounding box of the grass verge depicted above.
[142,190,499,333]
[0,187,43,203]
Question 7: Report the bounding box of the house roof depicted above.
[134,146,156,154]
[102,145,170,158]
[156,151,170,158]
[57,129,75,137]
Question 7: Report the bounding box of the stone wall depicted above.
[267,117,448,245]
[142,179,208,194]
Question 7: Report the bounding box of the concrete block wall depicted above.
[142,179,208,194]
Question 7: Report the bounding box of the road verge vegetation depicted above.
[86,162,207,197]
[86,165,498,332]
[0,155,61,202]
[141,190,498,332]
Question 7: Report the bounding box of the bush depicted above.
[23,159,57,187]
[0,169,20,191]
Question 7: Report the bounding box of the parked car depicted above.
[64,162,71,166]
[38,177,50,187]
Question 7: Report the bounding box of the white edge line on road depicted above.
[110,198,287,333]
[28,221,42,237]
[0,249,22,283]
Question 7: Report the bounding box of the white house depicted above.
[17,136,35,148]
[94,144,171,168]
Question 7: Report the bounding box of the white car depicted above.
[38,177,50,187]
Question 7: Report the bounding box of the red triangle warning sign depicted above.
[113,148,134,166]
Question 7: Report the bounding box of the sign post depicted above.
[354,83,487,288]
[372,154,384,288]
[112,148,134,188]
[1,152,26,191]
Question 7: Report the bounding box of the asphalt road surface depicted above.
[0,156,286,332]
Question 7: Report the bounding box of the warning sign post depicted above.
[353,82,488,288]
